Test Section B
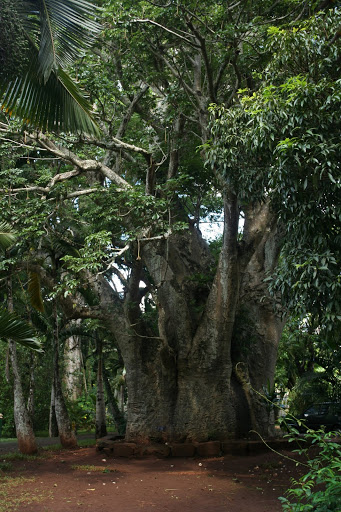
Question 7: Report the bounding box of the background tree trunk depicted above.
[52,302,77,448]
[49,382,59,437]
[63,320,84,401]
[95,337,107,439]
[7,278,37,454]
[103,367,126,435]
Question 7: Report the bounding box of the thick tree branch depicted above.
[153,48,197,97]
[32,134,131,189]
[131,19,199,48]
[185,19,216,103]
[0,186,49,195]
[116,85,149,140]
[48,169,81,188]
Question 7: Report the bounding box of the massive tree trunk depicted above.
[30,140,284,443]
[95,195,284,443]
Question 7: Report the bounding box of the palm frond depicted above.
[28,272,45,313]
[41,0,101,67]
[18,0,101,83]
[0,46,99,135]
[0,309,43,352]
[38,0,59,82]
[0,0,101,135]
[0,222,16,251]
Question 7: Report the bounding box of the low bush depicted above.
[279,429,341,511]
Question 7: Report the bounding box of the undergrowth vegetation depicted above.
[279,429,341,511]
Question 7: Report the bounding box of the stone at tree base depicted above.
[96,434,125,452]
[246,441,268,455]
[170,443,196,457]
[95,437,291,458]
[221,441,249,456]
[140,443,171,458]
[195,441,221,457]
[112,442,137,457]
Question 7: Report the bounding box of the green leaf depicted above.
[0,222,16,251]
[28,272,45,313]
[0,0,101,135]
[0,309,43,353]
[0,45,100,135]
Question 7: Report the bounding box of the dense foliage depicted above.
[207,9,341,333]
[0,0,28,80]
[275,317,341,414]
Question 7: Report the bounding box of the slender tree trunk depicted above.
[7,279,38,454]
[103,367,126,435]
[95,337,107,439]
[52,302,77,448]
[63,320,83,400]
[27,352,35,426]
[9,342,38,454]
[49,381,59,437]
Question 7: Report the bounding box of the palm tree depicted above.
[0,0,101,135]
[0,222,43,352]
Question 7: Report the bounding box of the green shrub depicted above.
[279,429,341,511]
[66,392,96,431]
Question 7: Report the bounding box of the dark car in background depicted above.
[289,402,341,432]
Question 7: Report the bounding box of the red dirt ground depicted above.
[1,444,304,512]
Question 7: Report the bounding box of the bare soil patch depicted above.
[0,444,304,511]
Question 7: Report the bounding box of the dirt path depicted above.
[0,445,303,512]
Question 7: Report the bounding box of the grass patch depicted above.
[1,453,41,462]
[0,438,16,443]
[0,476,51,512]
[33,431,49,438]
[78,438,96,447]
[0,462,12,472]
[42,443,63,452]
[71,464,117,473]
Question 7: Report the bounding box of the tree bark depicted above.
[7,279,38,454]
[103,367,126,435]
[27,352,35,426]
[95,337,107,439]
[52,302,77,448]
[89,196,284,443]
[9,341,38,454]
[63,320,84,401]
[49,381,59,437]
